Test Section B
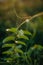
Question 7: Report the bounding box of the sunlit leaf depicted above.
[6,28,17,33]
[18,35,29,40]
[15,41,26,46]
[2,44,14,48]
[23,30,32,35]
[2,51,13,55]
[3,36,15,43]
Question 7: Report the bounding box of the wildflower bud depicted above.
[7,60,10,63]
[15,41,18,43]
[6,29,10,31]
[25,19,29,23]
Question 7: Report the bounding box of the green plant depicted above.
[1,12,43,65]
[2,27,32,64]
[1,27,43,65]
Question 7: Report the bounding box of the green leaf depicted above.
[15,48,23,54]
[4,58,13,62]
[2,51,13,55]
[33,45,43,50]
[27,45,43,56]
[6,28,17,33]
[15,41,26,46]
[18,35,29,40]
[17,45,22,49]
[3,36,15,43]
[2,44,14,48]
[23,30,32,35]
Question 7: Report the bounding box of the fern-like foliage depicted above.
[1,27,43,65]
[2,28,32,63]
